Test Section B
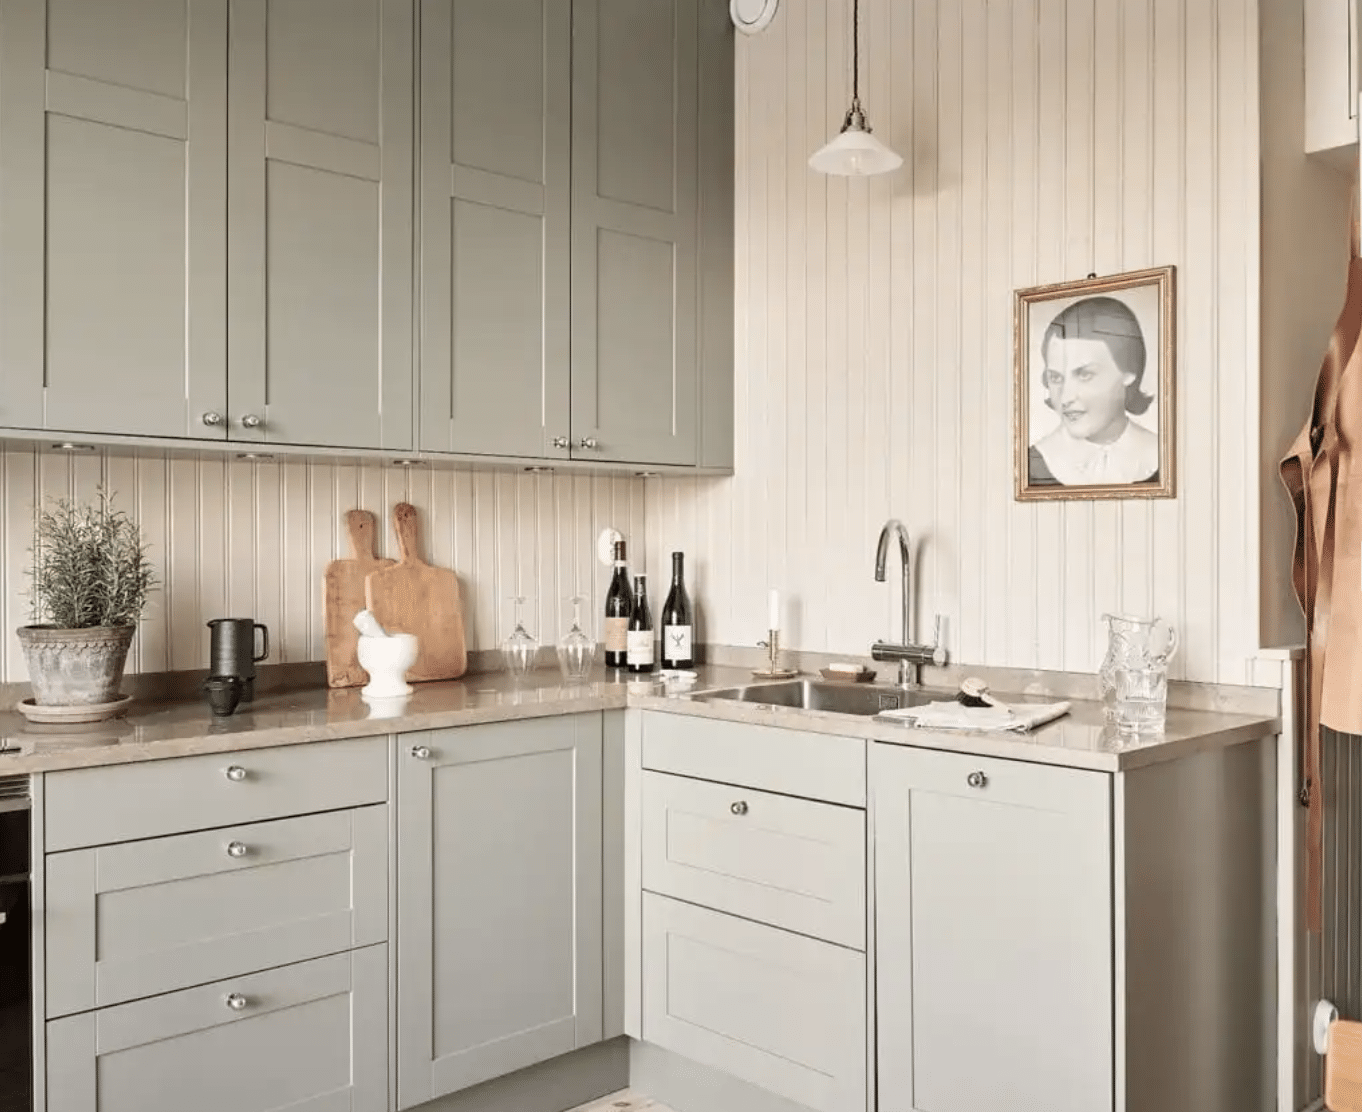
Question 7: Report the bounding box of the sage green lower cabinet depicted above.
[872,745,1114,1112]
[640,893,866,1112]
[396,714,604,1108]
[46,946,388,1112]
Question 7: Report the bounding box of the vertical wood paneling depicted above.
[0,448,644,682]
[648,0,1260,684]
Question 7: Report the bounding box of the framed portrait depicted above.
[1013,266,1176,501]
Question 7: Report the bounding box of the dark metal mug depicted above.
[207,619,269,702]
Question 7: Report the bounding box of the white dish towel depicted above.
[877,699,1072,733]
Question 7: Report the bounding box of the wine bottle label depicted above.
[662,625,693,664]
[604,617,628,654]
[626,630,655,666]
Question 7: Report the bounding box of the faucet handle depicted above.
[930,614,948,667]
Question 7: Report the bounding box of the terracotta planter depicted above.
[17,624,135,706]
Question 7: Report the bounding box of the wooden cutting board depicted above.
[323,510,396,688]
[1328,1020,1362,1112]
[364,502,468,682]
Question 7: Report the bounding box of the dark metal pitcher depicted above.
[207,618,270,702]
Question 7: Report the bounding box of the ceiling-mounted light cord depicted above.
[851,0,861,110]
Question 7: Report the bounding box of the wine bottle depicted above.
[661,552,694,669]
[603,540,633,669]
[626,575,654,673]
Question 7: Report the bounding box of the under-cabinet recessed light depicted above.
[635,471,660,478]
[51,442,96,453]
[525,466,556,474]
[392,459,427,467]
[236,452,276,461]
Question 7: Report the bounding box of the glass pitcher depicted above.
[1099,614,1178,731]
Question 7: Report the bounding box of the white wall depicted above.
[0,447,646,682]
[646,0,1263,684]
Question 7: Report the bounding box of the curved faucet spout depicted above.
[874,519,912,583]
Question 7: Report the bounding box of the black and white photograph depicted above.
[1014,266,1176,501]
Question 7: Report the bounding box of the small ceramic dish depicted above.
[819,666,876,684]
[17,693,132,724]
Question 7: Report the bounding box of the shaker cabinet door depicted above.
[417,0,572,459]
[872,745,1114,1112]
[0,0,228,438]
[571,0,700,466]
[227,0,414,450]
[396,714,603,1108]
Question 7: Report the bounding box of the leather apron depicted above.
[1281,208,1362,934]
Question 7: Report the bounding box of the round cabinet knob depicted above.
[966,771,988,789]
[225,841,249,859]
[201,411,224,427]
[224,765,247,782]
[730,801,749,816]
[552,436,570,450]
[410,745,431,760]
[240,414,263,429]
[225,993,249,1012]
[579,437,600,450]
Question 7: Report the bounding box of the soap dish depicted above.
[819,666,876,684]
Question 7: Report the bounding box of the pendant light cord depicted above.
[851,0,861,110]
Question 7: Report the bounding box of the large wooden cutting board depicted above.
[364,502,468,682]
[323,510,396,688]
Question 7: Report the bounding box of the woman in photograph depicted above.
[1029,295,1160,487]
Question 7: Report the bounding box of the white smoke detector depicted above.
[730,0,779,35]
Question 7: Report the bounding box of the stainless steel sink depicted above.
[693,679,944,717]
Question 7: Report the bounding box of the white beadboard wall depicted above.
[0,447,645,682]
[648,0,1261,684]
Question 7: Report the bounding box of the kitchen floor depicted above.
[572,1092,673,1112]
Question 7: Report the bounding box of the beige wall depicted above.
[1259,0,1353,652]
[647,0,1265,684]
[0,447,646,682]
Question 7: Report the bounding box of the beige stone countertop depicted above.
[0,664,1280,775]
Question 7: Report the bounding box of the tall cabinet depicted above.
[396,715,604,1109]
[229,0,414,450]
[0,0,228,439]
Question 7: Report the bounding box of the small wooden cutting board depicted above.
[323,510,396,688]
[364,502,468,682]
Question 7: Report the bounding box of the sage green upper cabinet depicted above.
[571,0,699,466]
[418,0,572,458]
[396,714,603,1109]
[0,0,228,439]
[228,0,414,450]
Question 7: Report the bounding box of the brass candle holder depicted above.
[751,629,799,680]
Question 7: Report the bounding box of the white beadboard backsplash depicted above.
[0,447,646,683]
[646,0,1262,685]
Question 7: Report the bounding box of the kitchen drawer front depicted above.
[46,805,388,1017]
[640,712,865,806]
[642,893,866,1112]
[642,771,865,949]
[45,735,388,851]
[46,945,388,1112]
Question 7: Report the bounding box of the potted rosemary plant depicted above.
[18,488,155,718]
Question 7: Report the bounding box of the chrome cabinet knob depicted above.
[226,841,249,859]
[240,414,263,429]
[552,436,570,450]
[225,993,249,1011]
[202,411,224,427]
[730,801,749,816]
[966,771,987,789]
[579,437,600,450]
[224,765,247,782]
[410,745,431,760]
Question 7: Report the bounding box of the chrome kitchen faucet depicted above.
[871,519,946,687]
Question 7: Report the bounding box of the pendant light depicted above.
[809,0,902,177]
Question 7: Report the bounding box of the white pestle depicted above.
[353,609,389,639]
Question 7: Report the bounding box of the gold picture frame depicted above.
[1013,266,1176,502]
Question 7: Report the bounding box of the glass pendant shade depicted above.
[809,119,903,176]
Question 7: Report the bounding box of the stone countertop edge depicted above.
[0,665,1281,776]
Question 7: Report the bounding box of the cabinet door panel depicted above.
[46,947,387,1112]
[0,0,227,437]
[229,0,412,450]
[873,745,1113,1112]
[418,0,571,457]
[572,0,698,466]
[397,714,603,1108]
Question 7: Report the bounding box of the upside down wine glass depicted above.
[557,595,597,684]
[501,596,539,680]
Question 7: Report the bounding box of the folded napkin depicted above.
[877,699,1071,733]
